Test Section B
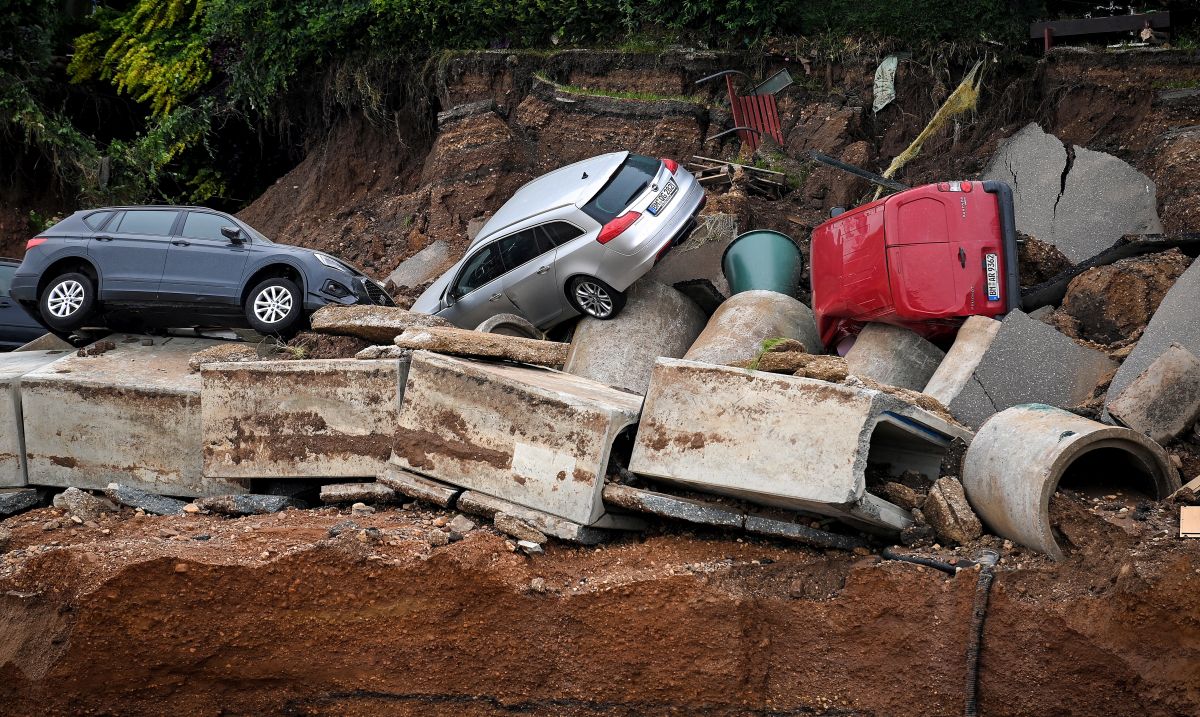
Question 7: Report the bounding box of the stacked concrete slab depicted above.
[202,357,410,479]
[923,311,1115,429]
[1,350,70,487]
[629,358,972,533]
[982,123,1162,263]
[19,336,245,497]
[391,351,644,529]
[563,280,706,395]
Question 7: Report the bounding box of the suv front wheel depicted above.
[245,277,303,336]
[40,272,96,331]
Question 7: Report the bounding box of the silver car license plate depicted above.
[985,253,1001,301]
[646,179,678,216]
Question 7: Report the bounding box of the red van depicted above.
[810,180,1019,349]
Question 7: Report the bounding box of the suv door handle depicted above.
[489,292,504,302]
[95,235,113,242]
[536,265,551,274]
[172,240,191,247]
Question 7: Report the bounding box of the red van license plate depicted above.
[985,253,1000,301]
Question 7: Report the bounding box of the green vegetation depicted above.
[0,0,1062,216]
[533,72,704,104]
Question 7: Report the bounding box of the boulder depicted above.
[923,477,982,545]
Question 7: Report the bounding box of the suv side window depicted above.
[115,210,179,236]
[497,229,550,271]
[182,212,237,242]
[83,210,115,231]
[536,221,584,247]
[453,243,505,298]
[0,264,13,295]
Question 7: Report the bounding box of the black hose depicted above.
[963,550,999,717]
[881,547,961,575]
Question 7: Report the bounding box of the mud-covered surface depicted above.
[0,489,1196,716]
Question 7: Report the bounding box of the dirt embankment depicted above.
[0,489,1197,716]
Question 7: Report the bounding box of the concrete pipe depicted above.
[683,290,822,366]
[962,404,1178,559]
[475,313,543,340]
[563,281,706,395]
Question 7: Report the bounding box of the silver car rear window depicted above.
[581,154,661,224]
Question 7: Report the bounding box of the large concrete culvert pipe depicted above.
[962,404,1179,559]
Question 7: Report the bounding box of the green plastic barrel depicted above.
[721,230,803,296]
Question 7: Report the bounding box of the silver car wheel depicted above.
[253,285,294,324]
[575,280,614,318]
[47,280,86,318]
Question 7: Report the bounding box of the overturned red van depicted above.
[810,180,1019,349]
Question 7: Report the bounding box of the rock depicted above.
[188,343,263,373]
[358,527,382,544]
[922,477,982,545]
[728,351,848,382]
[327,519,359,537]
[0,488,39,516]
[355,345,409,359]
[494,512,550,544]
[982,123,1163,263]
[432,515,450,527]
[195,494,294,516]
[877,482,924,510]
[1106,343,1200,443]
[103,484,188,516]
[182,503,202,514]
[427,529,451,547]
[319,482,397,505]
[350,502,375,516]
[52,487,113,523]
[517,540,544,555]
[311,305,451,344]
[529,577,547,593]
[1055,250,1190,344]
[385,240,455,291]
[0,526,10,552]
[448,514,476,534]
[393,327,568,367]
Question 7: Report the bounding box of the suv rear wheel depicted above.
[244,277,303,336]
[567,276,625,320]
[39,272,96,331]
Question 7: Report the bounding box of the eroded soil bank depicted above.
[0,492,1196,716]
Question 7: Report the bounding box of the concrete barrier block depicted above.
[564,281,706,395]
[846,322,946,391]
[683,290,822,366]
[392,351,642,526]
[202,358,408,479]
[20,336,242,497]
[628,358,972,533]
[1106,343,1200,443]
[924,310,1115,429]
[1,350,69,487]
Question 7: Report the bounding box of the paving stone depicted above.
[983,123,1162,263]
[1106,343,1200,443]
[456,491,615,545]
[104,484,188,516]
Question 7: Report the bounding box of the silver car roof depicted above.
[470,151,628,247]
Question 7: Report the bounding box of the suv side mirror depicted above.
[221,226,244,243]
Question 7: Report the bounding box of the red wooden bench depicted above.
[696,70,789,153]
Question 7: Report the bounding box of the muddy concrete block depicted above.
[320,482,398,504]
[311,305,450,344]
[195,494,294,516]
[1109,258,1200,403]
[385,240,454,290]
[564,281,706,395]
[845,323,945,391]
[104,483,189,515]
[20,336,242,497]
[188,343,262,373]
[1,350,68,487]
[0,487,39,516]
[628,358,972,533]
[922,477,982,545]
[377,465,461,507]
[203,358,407,480]
[963,405,1178,559]
[683,290,822,366]
[603,483,745,528]
[393,351,642,527]
[1106,343,1200,443]
[982,123,1162,263]
[924,311,1115,429]
[394,327,568,367]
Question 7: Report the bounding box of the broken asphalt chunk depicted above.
[1106,343,1200,444]
[0,488,39,516]
[923,311,1115,429]
[104,484,189,516]
[194,494,295,516]
[52,487,115,523]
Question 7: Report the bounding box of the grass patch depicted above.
[1153,77,1200,90]
[533,72,705,104]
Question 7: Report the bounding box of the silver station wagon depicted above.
[412,151,705,329]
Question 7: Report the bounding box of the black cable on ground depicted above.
[880,546,961,575]
[963,550,999,717]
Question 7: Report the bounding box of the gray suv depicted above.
[412,152,705,329]
[9,206,393,336]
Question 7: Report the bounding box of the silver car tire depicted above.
[244,277,303,337]
[39,272,97,331]
[567,276,626,321]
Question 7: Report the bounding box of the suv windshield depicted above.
[581,154,661,224]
